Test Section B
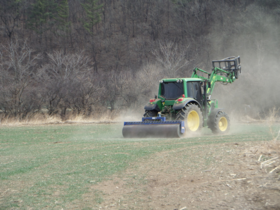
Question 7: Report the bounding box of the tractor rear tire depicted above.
[176,104,203,132]
[208,111,230,134]
[143,110,158,117]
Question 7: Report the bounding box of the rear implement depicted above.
[122,117,185,138]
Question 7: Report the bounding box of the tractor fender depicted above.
[173,99,201,110]
[144,103,161,112]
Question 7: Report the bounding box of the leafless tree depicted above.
[0,0,23,40]
[152,41,190,77]
[41,50,102,119]
[0,40,42,118]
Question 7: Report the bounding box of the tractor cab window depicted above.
[187,81,203,104]
[160,82,184,100]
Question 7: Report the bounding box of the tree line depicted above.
[0,0,280,120]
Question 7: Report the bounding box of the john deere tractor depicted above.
[123,56,241,138]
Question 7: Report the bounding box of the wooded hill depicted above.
[0,0,279,120]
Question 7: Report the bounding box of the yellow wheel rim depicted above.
[187,110,200,131]
[219,117,228,131]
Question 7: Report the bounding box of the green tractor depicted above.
[123,56,241,138]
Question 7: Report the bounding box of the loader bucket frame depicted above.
[212,56,241,72]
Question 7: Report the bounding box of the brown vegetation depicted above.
[0,0,280,121]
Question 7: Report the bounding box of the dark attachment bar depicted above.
[212,56,241,72]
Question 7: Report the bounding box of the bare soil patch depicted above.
[76,140,280,210]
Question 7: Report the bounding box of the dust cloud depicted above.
[207,5,280,121]
[121,5,280,124]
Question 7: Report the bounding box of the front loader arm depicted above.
[192,67,236,95]
[207,67,236,95]
[191,56,241,96]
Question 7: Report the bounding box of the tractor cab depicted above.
[158,78,205,107]
[159,80,184,100]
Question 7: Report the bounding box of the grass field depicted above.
[0,122,278,209]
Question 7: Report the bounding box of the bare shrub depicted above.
[100,70,136,112]
[0,40,42,119]
[152,41,190,78]
[41,51,102,120]
[98,64,165,118]
[136,63,164,99]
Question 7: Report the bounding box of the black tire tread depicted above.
[175,103,203,132]
[208,111,230,134]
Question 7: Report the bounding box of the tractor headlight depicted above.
[177,80,179,83]
[180,79,183,83]
[159,80,163,83]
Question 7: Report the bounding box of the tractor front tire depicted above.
[176,104,203,132]
[143,110,158,117]
[208,111,230,134]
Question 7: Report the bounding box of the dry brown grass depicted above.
[0,107,144,126]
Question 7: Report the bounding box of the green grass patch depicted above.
[0,123,278,209]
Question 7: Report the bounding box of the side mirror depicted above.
[208,81,211,88]
[155,95,157,99]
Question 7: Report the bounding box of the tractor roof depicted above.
[161,78,204,82]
